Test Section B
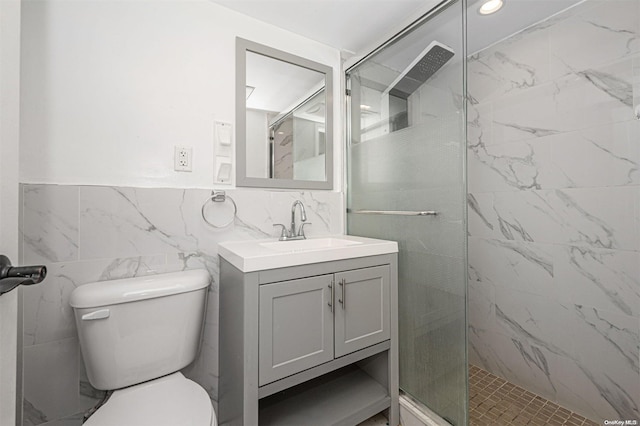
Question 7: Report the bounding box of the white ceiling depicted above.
[211,0,428,54]
[246,51,325,112]
[211,0,583,56]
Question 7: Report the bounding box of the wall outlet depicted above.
[174,146,193,172]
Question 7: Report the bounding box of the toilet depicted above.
[70,269,216,426]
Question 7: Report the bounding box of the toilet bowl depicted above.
[70,270,216,426]
[84,373,216,426]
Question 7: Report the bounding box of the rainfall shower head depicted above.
[385,40,455,99]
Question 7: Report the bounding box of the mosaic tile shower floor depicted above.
[469,365,599,426]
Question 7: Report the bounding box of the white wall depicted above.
[20,0,342,190]
[0,0,22,424]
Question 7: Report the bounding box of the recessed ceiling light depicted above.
[479,0,504,15]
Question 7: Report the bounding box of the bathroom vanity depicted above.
[218,236,399,426]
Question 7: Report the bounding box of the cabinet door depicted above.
[259,275,334,386]
[334,265,390,358]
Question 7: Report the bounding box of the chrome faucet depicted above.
[290,200,307,237]
[273,200,311,241]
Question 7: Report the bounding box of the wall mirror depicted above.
[236,38,333,189]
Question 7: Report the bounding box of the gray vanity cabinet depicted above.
[259,274,335,386]
[219,253,398,426]
[334,266,390,358]
[259,265,391,386]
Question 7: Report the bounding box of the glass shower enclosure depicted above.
[346,1,467,424]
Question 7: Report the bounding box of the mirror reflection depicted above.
[245,51,327,182]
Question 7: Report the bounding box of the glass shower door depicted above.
[346,1,467,424]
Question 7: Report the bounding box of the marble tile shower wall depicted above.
[19,184,343,426]
[467,0,640,422]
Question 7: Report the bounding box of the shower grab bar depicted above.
[347,209,438,216]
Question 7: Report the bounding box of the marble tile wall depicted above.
[19,184,343,425]
[467,0,640,422]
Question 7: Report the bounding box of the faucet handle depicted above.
[298,222,312,239]
[273,224,288,240]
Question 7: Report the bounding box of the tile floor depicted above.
[358,413,389,425]
[469,365,599,426]
[361,365,601,426]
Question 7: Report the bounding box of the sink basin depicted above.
[259,237,362,252]
[218,235,398,272]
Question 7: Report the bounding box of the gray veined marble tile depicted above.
[34,413,84,426]
[494,288,575,358]
[468,28,550,104]
[549,0,640,79]
[467,138,549,193]
[634,54,640,119]
[467,267,496,333]
[468,237,556,298]
[23,398,48,426]
[563,304,639,419]
[467,192,545,241]
[23,185,79,264]
[78,355,105,413]
[93,255,169,281]
[554,246,640,317]
[468,328,564,401]
[23,339,79,425]
[467,102,492,148]
[22,268,78,347]
[184,316,219,401]
[466,0,640,421]
[78,186,201,260]
[468,120,639,192]
[492,58,634,146]
[553,345,639,421]
[468,187,638,251]
[271,190,342,236]
[226,189,342,239]
[466,194,495,236]
[553,186,638,251]
[546,121,640,188]
[485,261,640,421]
[570,305,639,376]
[162,252,220,291]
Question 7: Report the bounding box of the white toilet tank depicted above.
[70,270,210,391]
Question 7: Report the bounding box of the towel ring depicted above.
[201,191,237,228]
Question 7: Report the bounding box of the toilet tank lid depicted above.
[70,269,210,309]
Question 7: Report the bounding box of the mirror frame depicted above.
[236,37,334,190]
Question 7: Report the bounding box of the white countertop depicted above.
[218,235,398,272]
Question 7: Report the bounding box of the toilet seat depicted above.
[85,372,216,426]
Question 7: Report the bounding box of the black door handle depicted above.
[0,255,46,296]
